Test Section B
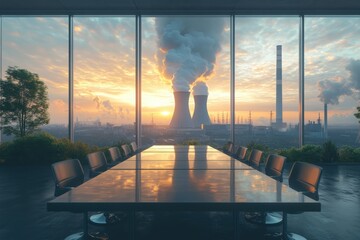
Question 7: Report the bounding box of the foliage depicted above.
[277,144,322,162]
[321,140,339,163]
[0,133,97,165]
[0,66,49,137]
[354,106,360,123]
[246,141,270,162]
[338,146,360,162]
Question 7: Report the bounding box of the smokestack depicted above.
[324,103,328,139]
[169,91,194,129]
[192,81,211,128]
[276,45,283,125]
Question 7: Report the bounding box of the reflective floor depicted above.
[0,164,359,240]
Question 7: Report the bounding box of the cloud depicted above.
[346,59,360,91]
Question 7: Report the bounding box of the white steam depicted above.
[317,79,351,105]
[192,81,208,96]
[156,17,225,92]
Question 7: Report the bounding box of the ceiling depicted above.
[1,0,360,15]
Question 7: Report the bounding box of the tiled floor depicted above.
[0,164,359,240]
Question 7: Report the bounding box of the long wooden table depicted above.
[47,145,321,239]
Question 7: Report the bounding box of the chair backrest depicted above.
[289,161,323,201]
[227,142,234,153]
[248,149,263,168]
[130,142,137,153]
[51,159,84,197]
[122,144,132,158]
[108,147,122,163]
[235,146,248,161]
[87,151,108,178]
[265,154,286,181]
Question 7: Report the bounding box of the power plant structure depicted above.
[192,93,211,128]
[169,91,194,129]
[272,45,287,130]
[324,103,328,139]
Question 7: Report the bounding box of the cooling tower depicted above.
[169,91,194,129]
[192,95,211,128]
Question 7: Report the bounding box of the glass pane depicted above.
[305,17,360,146]
[141,16,230,149]
[235,16,300,149]
[1,17,68,141]
[73,16,136,146]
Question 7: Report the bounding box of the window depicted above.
[304,17,360,146]
[141,16,230,148]
[235,16,300,148]
[73,16,136,146]
[1,17,68,140]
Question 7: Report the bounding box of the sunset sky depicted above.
[1,16,360,127]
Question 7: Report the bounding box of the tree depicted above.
[354,106,360,123]
[0,66,49,137]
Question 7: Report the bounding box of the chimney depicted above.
[169,91,194,129]
[324,103,328,139]
[192,94,211,128]
[276,45,283,125]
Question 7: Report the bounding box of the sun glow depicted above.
[161,111,170,117]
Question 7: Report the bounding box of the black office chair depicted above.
[282,161,323,240]
[235,146,248,161]
[265,154,286,182]
[226,141,234,155]
[130,141,138,154]
[121,144,132,159]
[51,159,108,240]
[108,146,123,167]
[247,149,263,169]
[87,151,108,178]
[245,154,286,225]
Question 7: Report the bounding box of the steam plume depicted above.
[192,81,208,96]
[317,79,351,105]
[156,17,225,92]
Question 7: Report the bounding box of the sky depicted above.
[1,16,360,127]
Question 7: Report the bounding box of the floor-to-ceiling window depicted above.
[1,17,68,141]
[73,16,136,146]
[235,16,300,149]
[304,16,360,146]
[141,16,231,148]
[2,15,360,149]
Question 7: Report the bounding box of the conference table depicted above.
[47,145,321,239]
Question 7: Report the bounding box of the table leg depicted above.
[233,210,239,240]
[282,212,288,240]
[83,212,89,240]
[129,210,136,240]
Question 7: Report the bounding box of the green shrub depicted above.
[277,144,322,162]
[321,140,339,163]
[338,146,360,162]
[0,133,97,165]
